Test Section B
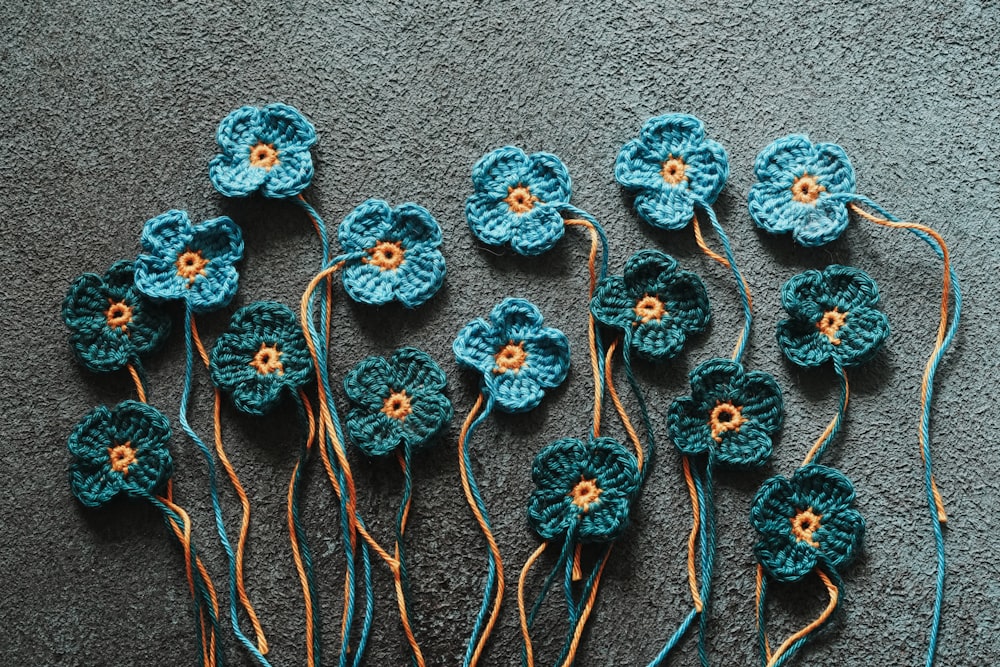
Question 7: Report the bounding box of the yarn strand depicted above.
[290,391,322,667]
[801,363,849,467]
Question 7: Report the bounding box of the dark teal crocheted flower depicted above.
[62,260,172,373]
[210,302,313,416]
[344,347,453,457]
[751,464,865,583]
[615,114,729,230]
[68,400,173,507]
[667,358,783,467]
[465,146,571,256]
[590,250,710,361]
[453,298,570,413]
[777,265,889,369]
[338,199,446,308]
[135,210,244,314]
[527,437,640,543]
[209,103,318,199]
[748,135,857,247]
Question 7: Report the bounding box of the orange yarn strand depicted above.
[559,547,612,667]
[289,391,318,667]
[127,363,147,403]
[603,339,644,471]
[518,541,548,667]
[801,370,850,467]
[764,568,839,667]
[565,218,604,435]
[682,455,704,612]
[755,564,772,660]
[692,212,753,360]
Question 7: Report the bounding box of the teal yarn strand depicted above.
[808,361,849,467]
[396,443,419,667]
[698,203,752,364]
[291,392,323,665]
[520,538,573,667]
[757,567,844,667]
[695,456,717,667]
[621,333,658,485]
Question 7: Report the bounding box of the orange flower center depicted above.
[816,308,848,345]
[634,294,667,323]
[493,341,527,373]
[108,442,137,475]
[249,343,284,375]
[366,240,405,271]
[105,299,133,331]
[569,477,602,512]
[708,401,747,443]
[176,249,209,285]
[503,185,539,214]
[382,390,413,421]
[660,155,687,185]
[249,142,280,170]
[790,508,822,547]
[791,173,826,204]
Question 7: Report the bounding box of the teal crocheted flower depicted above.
[751,464,865,583]
[527,437,640,543]
[748,135,857,247]
[62,260,172,373]
[590,250,710,361]
[667,358,783,467]
[210,302,313,416]
[209,103,318,199]
[615,114,729,230]
[465,146,571,256]
[68,400,173,507]
[135,210,244,314]
[453,298,570,413]
[344,347,453,457]
[337,199,446,308]
[777,265,889,369]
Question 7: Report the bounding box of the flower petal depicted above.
[342,261,400,306]
[70,460,122,508]
[521,328,570,388]
[755,529,818,583]
[140,210,192,257]
[810,142,856,195]
[688,358,746,404]
[134,255,186,302]
[821,265,882,310]
[338,199,394,253]
[634,186,696,231]
[453,318,500,376]
[343,354,393,409]
[660,270,711,333]
[465,195,516,247]
[531,438,588,489]
[509,205,565,256]
[667,396,713,457]
[188,263,240,313]
[590,276,635,331]
[260,146,314,198]
[586,438,639,495]
[67,405,116,464]
[192,216,244,265]
[631,320,687,361]
[527,490,575,540]
[790,465,857,514]
[776,317,832,368]
[639,114,707,157]
[752,135,817,184]
[614,139,666,190]
[683,139,729,204]
[750,474,796,528]
[622,249,678,295]
[716,420,773,468]
[833,307,890,367]
[209,152,269,198]
[815,507,865,571]
[748,181,806,234]
[401,390,452,449]
[739,371,784,433]
[347,409,405,456]
[392,243,445,308]
[489,370,546,413]
[490,298,546,337]
[389,203,442,247]
[214,106,263,153]
[578,493,633,543]
[258,103,317,151]
[471,146,530,198]
[523,152,571,203]
[791,199,850,247]
[390,347,447,392]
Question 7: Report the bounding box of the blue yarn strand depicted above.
[553,542,610,667]
[808,360,848,467]
[698,203,752,364]
[396,443,419,667]
[621,334,658,485]
[695,456,716,667]
[291,393,323,665]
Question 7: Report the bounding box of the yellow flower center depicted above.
[176,249,209,285]
[108,442,137,475]
[249,343,284,375]
[816,308,848,345]
[493,341,527,373]
[708,401,747,443]
[105,299,133,331]
[569,477,602,512]
[249,142,280,170]
[791,173,826,204]
[503,185,539,214]
[382,390,413,421]
[790,508,822,547]
[634,294,667,323]
[660,155,687,185]
[366,240,405,271]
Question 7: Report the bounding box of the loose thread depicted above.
[290,391,321,667]
[695,456,717,667]
[393,446,425,667]
[757,567,841,667]
[603,339,644,470]
[127,362,148,403]
[558,545,612,667]
[801,364,849,467]
[518,541,548,667]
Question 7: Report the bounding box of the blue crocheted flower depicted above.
[527,437,640,543]
[751,464,865,583]
[135,210,244,314]
[615,114,729,230]
[667,358,783,468]
[590,250,710,361]
[748,135,857,247]
[453,298,570,413]
[62,260,172,373]
[777,265,889,369]
[68,400,173,507]
[209,103,318,199]
[344,347,453,457]
[210,302,313,416]
[337,199,446,308]
[465,146,572,256]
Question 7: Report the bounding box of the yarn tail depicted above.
[800,363,849,467]
[290,392,322,667]
[756,566,841,667]
[394,446,425,667]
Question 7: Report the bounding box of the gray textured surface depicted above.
[2,1,998,665]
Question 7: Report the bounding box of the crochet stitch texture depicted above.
[209,103,318,199]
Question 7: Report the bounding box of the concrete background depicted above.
[2,1,997,665]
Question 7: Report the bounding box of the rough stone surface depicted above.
[2,1,997,665]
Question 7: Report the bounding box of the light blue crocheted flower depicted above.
[337,199,446,308]
[209,103,317,199]
[135,210,244,313]
[465,146,572,256]
[453,298,570,413]
[615,114,729,230]
[748,135,857,247]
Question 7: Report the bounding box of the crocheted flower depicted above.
[590,250,710,361]
[527,437,640,543]
[751,464,865,583]
[209,103,318,199]
[210,302,313,416]
[465,146,572,256]
[667,358,783,467]
[344,347,453,457]
[777,265,889,369]
[338,199,446,308]
[748,135,857,247]
[615,114,729,230]
[453,298,570,413]
[68,400,173,507]
[135,210,244,314]
[62,260,172,373]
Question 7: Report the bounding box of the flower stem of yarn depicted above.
[801,362,849,467]
[756,565,841,667]
[290,391,322,667]
[393,445,422,667]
